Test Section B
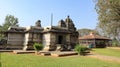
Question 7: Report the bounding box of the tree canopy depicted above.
[1,14,19,31]
[95,0,120,44]
[78,28,99,37]
[0,15,19,39]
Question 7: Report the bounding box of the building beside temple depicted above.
[79,32,111,48]
[3,16,78,51]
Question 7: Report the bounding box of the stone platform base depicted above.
[13,50,35,54]
[12,50,78,57]
[0,50,13,52]
[50,51,78,57]
[39,51,51,56]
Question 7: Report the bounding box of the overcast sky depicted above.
[0,0,98,29]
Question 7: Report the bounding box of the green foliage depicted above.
[78,28,99,37]
[1,53,120,67]
[112,38,119,47]
[74,45,89,55]
[33,43,43,51]
[95,0,120,43]
[0,14,19,31]
[0,14,19,39]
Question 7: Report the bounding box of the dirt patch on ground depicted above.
[87,52,120,63]
[107,47,120,50]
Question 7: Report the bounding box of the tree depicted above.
[0,15,19,39]
[2,14,19,31]
[0,25,2,31]
[0,25,4,39]
[78,28,99,37]
[95,0,120,44]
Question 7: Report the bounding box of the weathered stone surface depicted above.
[4,16,78,50]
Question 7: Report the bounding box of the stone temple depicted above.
[4,16,78,51]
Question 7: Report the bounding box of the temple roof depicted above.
[3,16,78,34]
[4,26,26,33]
[43,26,71,33]
[79,32,111,40]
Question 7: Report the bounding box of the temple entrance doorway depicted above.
[58,35,63,44]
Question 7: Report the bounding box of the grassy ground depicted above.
[0,53,120,67]
[92,48,120,57]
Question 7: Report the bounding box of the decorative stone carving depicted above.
[35,20,41,27]
[65,16,76,31]
[58,19,66,27]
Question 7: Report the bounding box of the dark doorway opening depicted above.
[58,35,63,44]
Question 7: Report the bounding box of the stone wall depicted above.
[7,33,24,49]
[66,34,70,44]
[23,33,43,50]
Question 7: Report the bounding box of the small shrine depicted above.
[79,32,111,48]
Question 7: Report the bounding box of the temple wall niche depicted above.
[66,34,70,43]
[51,33,56,44]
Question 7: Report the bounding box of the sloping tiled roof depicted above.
[79,32,111,40]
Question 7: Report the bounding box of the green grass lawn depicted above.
[92,48,120,57]
[0,53,120,67]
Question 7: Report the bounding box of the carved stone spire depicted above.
[65,15,71,23]
[35,20,41,27]
[65,16,76,31]
[58,19,66,27]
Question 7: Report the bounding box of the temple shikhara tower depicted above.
[3,16,79,51]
